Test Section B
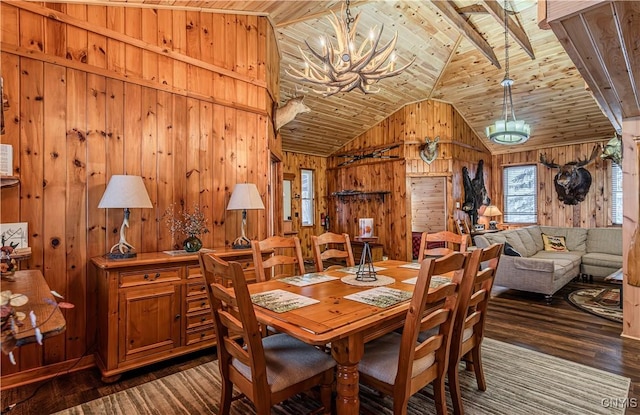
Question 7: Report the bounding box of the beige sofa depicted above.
[474,225,622,299]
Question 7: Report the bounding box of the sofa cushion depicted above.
[581,252,623,269]
[523,226,544,252]
[542,234,568,252]
[531,251,583,269]
[586,228,622,255]
[503,242,521,257]
[540,226,587,252]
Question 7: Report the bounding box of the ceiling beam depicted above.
[429,0,501,69]
[483,0,536,59]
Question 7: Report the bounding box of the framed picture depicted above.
[0,222,28,248]
[474,224,485,232]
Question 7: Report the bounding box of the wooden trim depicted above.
[0,355,95,391]
[482,0,535,59]
[11,1,267,88]
[0,45,268,117]
[406,172,453,178]
[429,0,501,68]
[499,161,538,167]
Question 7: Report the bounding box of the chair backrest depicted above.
[198,252,269,395]
[417,230,470,261]
[451,243,502,359]
[251,236,305,282]
[311,232,355,272]
[395,249,481,398]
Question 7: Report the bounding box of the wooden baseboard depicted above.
[0,355,95,391]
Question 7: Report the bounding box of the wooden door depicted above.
[118,283,182,363]
[410,177,446,232]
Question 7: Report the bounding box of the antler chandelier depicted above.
[286,0,414,97]
[485,1,531,145]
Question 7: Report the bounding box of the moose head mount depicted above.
[540,145,600,205]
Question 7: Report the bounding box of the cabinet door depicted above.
[118,283,181,363]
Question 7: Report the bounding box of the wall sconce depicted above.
[226,183,265,249]
[98,175,153,259]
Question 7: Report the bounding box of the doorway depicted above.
[410,177,446,233]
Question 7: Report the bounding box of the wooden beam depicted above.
[483,0,535,59]
[11,0,267,88]
[429,0,501,69]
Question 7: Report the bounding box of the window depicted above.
[503,165,537,223]
[611,163,622,225]
[301,169,314,226]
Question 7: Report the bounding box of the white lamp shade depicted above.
[483,205,502,217]
[227,183,265,210]
[98,175,153,209]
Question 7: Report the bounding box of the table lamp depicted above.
[227,183,265,249]
[483,205,502,230]
[98,175,153,259]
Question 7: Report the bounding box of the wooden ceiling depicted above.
[102,0,618,156]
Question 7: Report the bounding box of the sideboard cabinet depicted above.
[90,248,255,381]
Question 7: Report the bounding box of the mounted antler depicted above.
[539,153,560,169]
[574,145,601,167]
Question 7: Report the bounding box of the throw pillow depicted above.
[503,241,522,257]
[542,233,568,252]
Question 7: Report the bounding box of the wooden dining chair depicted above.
[418,230,470,261]
[448,243,503,415]
[358,250,482,415]
[311,231,355,272]
[251,235,305,282]
[198,252,336,415]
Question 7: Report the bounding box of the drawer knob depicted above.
[201,317,206,322]
[175,314,181,320]
[144,274,149,280]
[201,302,206,307]
[154,273,160,280]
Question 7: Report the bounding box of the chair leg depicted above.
[448,363,464,415]
[319,370,333,415]
[433,375,448,415]
[219,378,233,415]
[471,346,487,391]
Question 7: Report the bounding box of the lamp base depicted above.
[105,251,137,260]
[231,235,251,250]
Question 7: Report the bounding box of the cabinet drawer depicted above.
[186,310,213,330]
[187,265,202,279]
[186,326,216,346]
[186,280,207,297]
[119,267,181,288]
[186,294,210,313]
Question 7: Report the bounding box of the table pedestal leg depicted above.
[332,335,364,415]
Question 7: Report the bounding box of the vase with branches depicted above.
[163,203,210,252]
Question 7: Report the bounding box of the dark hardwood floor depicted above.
[2,278,638,415]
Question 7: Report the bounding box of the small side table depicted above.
[354,236,378,282]
[604,268,623,308]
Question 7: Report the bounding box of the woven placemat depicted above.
[340,274,395,287]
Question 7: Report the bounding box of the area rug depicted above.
[54,338,630,415]
[567,287,623,323]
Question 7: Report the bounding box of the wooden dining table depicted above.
[247,259,430,415]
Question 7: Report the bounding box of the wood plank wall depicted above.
[0,2,278,378]
[326,100,491,261]
[282,151,327,259]
[491,141,616,228]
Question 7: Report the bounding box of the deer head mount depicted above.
[274,96,311,131]
[419,136,439,164]
[601,133,622,166]
[540,145,600,205]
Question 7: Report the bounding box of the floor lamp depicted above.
[227,183,265,249]
[98,175,153,259]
